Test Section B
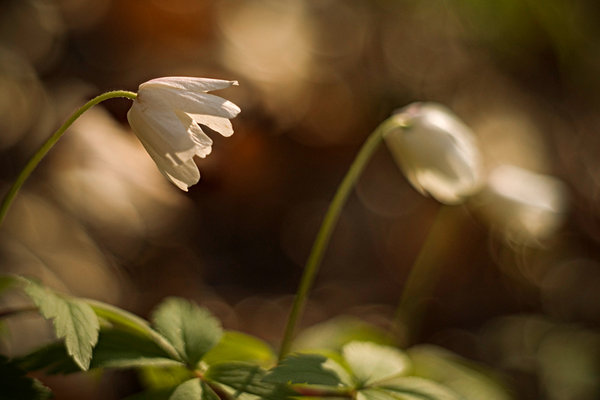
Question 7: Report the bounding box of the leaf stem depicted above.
[0,90,137,226]
[278,117,402,361]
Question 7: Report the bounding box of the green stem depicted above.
[278,117,402,361]
[0,90,137,226]
[392,204,460,345]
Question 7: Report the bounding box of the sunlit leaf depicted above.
[408,345,511,400]
[293,316,394,352]
[21,278,99,370]
[152,298,222,367]
[140,365,194,390]
[343,342,411,387]
[382,376,462,400]
[203,331,275,367]
[0,355,52,400]
[205,362,295,400]
[264,353,344,386]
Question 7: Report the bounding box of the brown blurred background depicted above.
[1,0,600,398]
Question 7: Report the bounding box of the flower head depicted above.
[384,102,482,204]
[127,77,241,191]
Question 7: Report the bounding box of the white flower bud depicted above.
[475,165,568,243]
[384,102,482,204]
[127,77,241,191]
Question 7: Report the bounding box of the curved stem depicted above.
[392,204,460,345]
[0,90,137,226]
[278,117,402,361]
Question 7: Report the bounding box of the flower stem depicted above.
[0,90,137,226]
[278,117,402,361]
[392,204,461,345]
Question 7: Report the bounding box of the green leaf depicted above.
[169,379,220,400]
[17,328,183,374]
[264,353,344,386]
[203,331,275,367]
[152,298,222,367]
[22,279,99,370]
[356,388,399,400]
[0,355,52,400]
[139,365,194,390]
[293,316,395,352]
[123,387,175,400]
[381,377,462,400]
[408,345,511,400]
[169,378,202,400]
[86,299,181,362]
[0,275,17,295]
[205,362,295,400]
[343,342,411,387]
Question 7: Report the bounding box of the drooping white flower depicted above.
[127,77,241,191]
[384,102,482,204]
[475,164,568,243]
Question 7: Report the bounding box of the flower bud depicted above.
[384,102,482,204]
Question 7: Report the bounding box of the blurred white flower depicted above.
[475,165,568,243]
[127,77,241,191]
[384,102,482,205]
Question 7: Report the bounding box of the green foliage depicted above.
[264,353,344,386]
[342,341,411,387]
[169,378,220,400]
[152,297,223,368]
[203,331,275,367]
[0,355,52,400]
[20,278,99,370]
[292,316,394,352]
[408,345,511,400]
[205,362,296,400]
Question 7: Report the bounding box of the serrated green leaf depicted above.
[264,353,343,386]
[152,298,222,367]
[293,316,395,352]
[408,345,511,400]
[357,388,399,400]
[169,379,221,400]
[0,355,52,400]
[203,331,275,367]
[343,342,411,387]
[17,328,183,374]
[86,299,181,362]
[22,279,99,370]
[381,377,462,400]
[205,362,295,400]
[169,378,202,400]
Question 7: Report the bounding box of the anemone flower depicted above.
[384,102,482,204]
[127,77,241,191]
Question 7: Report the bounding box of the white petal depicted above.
[175,111,213,158]
[137,133,200,191]
[141,76,238,93]
[140,87,241,119]
[128,103,199,164]
[385,102,482,204]
[189,113,235,137]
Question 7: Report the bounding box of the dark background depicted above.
[1,1,600,398]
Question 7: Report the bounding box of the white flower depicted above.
[384,102,482,204]
[127,76,241,191]
[475,165,568,243]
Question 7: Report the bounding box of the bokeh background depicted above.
[1,0,600,398]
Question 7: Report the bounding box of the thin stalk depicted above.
[0,90,137,226]
[392,204,460,345]
[278,117,402,361]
